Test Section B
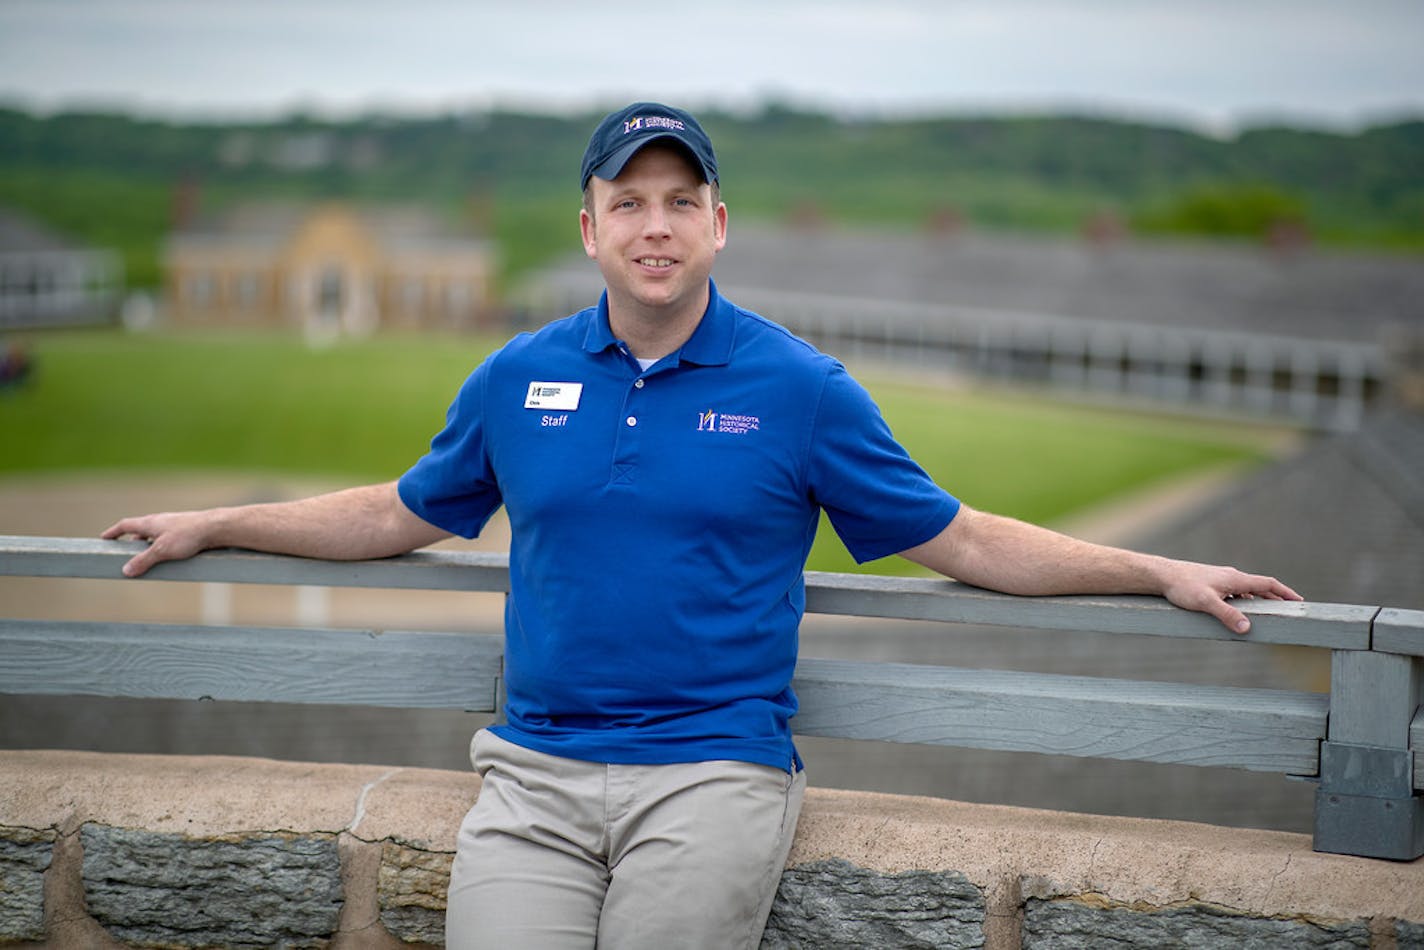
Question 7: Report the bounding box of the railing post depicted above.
[493,658,508,726]
[1313,643,1424,860]
[492,594,509,726]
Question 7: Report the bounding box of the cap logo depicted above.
[623,115,685,135]
[581,102,716,189]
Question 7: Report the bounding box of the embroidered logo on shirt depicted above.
[696,410,760,435]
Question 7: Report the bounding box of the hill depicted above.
[1,104,1420,290]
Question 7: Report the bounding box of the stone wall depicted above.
[2,750,1422,949]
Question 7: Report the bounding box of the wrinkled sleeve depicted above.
[806,364,960,564]
[397,356,503,539]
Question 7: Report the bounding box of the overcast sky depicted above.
[1,0,1421,131]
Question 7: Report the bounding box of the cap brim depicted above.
[587,135,711,187]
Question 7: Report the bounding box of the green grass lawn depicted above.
[816,376,1272,574]
[0,329,496,481]
[1,328,1276,574]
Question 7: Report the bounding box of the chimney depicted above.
[170,177,201,231]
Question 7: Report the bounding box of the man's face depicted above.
[580,143,727,319]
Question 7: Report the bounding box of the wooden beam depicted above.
[790,657,1327,775]
[1329,650,1423,748]
[0,536,1375,649]
[1375,607,1424,657]
[802,570,1373,649]
[1413,707,1424,793]
[0,617,1330,777]
[0,535,511,592]
[0,618,503,711]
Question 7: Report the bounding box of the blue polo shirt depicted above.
[399,280,959,772]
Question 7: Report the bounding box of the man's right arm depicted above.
[100,481,451,578]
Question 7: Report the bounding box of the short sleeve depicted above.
[397,357,503,539]
[806,365,960,563]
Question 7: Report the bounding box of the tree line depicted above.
[1,103,1419,290]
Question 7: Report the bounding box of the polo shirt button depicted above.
[634,379,645,389]
[626,416,637,427]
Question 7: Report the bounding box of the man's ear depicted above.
[713,201,728,252]
[580,207,597,259]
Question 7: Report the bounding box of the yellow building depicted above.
[163,203,495,337]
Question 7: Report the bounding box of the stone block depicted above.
[761,858,985,949]
[377,841,452,945]
[1399,918,1424,949]
[1022,897,1372,949]
[81,825,342,948]
[0,825,53,942]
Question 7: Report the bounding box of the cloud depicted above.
[1,0,1420,128]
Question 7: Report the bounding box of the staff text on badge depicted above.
[525,381,583,411]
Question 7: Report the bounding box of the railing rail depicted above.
[524,272,1385,431]
[2,534,1420,860]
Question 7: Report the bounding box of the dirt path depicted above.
[1044,461,1254,546]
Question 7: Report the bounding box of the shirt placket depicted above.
[609,370,650,487]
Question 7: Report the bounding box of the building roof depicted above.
[0,206,82,254]
[708,226,1424,346]
[168,201,490,255]
[1135,408,1424,610]
[528,224,1422,346]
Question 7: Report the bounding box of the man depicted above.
[103,102,1300,949]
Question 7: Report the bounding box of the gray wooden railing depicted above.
[525,274,1385,431]
[2,535,1421,860]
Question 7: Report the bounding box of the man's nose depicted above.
[643,204,671,236]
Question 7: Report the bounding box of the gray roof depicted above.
[0,206,80,254]
[709,225,1424,345]
[1136,409,1424,610]
[526,225,1423,347]
[169,201,489,254]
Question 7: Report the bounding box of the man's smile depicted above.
[636,257,676,268]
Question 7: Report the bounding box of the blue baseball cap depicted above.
[580,102,718,190]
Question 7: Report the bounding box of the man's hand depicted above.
[901,505,1303,635]
[101,482,451,580]
[102,510,221,578]
[1158,562,1301,635]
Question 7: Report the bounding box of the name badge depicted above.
[524,381,583,411]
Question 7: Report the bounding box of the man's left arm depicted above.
[899,504,1301,634]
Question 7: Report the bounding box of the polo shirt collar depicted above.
[582,279,735,368]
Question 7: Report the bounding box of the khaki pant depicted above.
[445,729,806,950]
